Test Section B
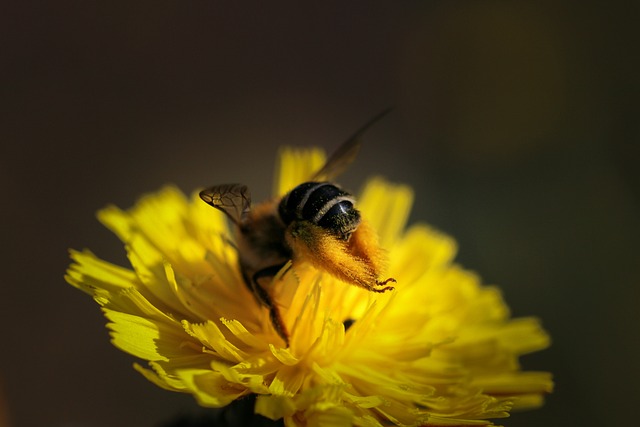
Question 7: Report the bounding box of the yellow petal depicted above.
[221,318,268,349]
[255,394,297,420]
[103,309,170,361]
[96,205,132,242]
[270,345,300,366]
[100,286,175,323]
[357,177,414,248]
[133,362,186,392]
[124,234,192,319]
[98,186,190,263]
[176,369,248,407]
[183,320,248,363]
[269,365,306,397]
[65,249,138,298]
[210,360,271,394]
[274,147,326,196]
[388,225,457,286]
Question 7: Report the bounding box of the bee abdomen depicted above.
[279,182,361,237]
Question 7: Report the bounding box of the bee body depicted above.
[236,202,291,282]
[199,110,395,345]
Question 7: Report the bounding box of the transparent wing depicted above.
[312,107,392,181]
[199,183,251,225]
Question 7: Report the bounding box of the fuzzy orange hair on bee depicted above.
[199,110,395,345]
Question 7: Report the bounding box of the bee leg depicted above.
[278,262,293,279]
[252,263,290,346]
[373,277,396,292]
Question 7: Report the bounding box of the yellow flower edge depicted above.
[66,147,552,427]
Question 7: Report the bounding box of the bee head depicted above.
[278,182,361,239]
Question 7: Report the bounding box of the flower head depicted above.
[66,147,552,426]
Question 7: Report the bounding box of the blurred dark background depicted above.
[1,1,638,426]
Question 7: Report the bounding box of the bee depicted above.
[199,110,395,345]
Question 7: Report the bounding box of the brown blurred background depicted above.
[1,1,638,426]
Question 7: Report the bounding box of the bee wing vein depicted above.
[199,183,251,225]
[312,108,392,181]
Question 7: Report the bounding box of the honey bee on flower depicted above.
[66,111,553,427]
[199,110,395,345]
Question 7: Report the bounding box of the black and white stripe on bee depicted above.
[278,182,361,239]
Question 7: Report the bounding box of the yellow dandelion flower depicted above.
[66,147,552,426]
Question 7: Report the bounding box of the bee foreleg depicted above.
[371,277,396,292]
[375,277,396,288]
[251,264,290,346]
[252,263,288,286]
